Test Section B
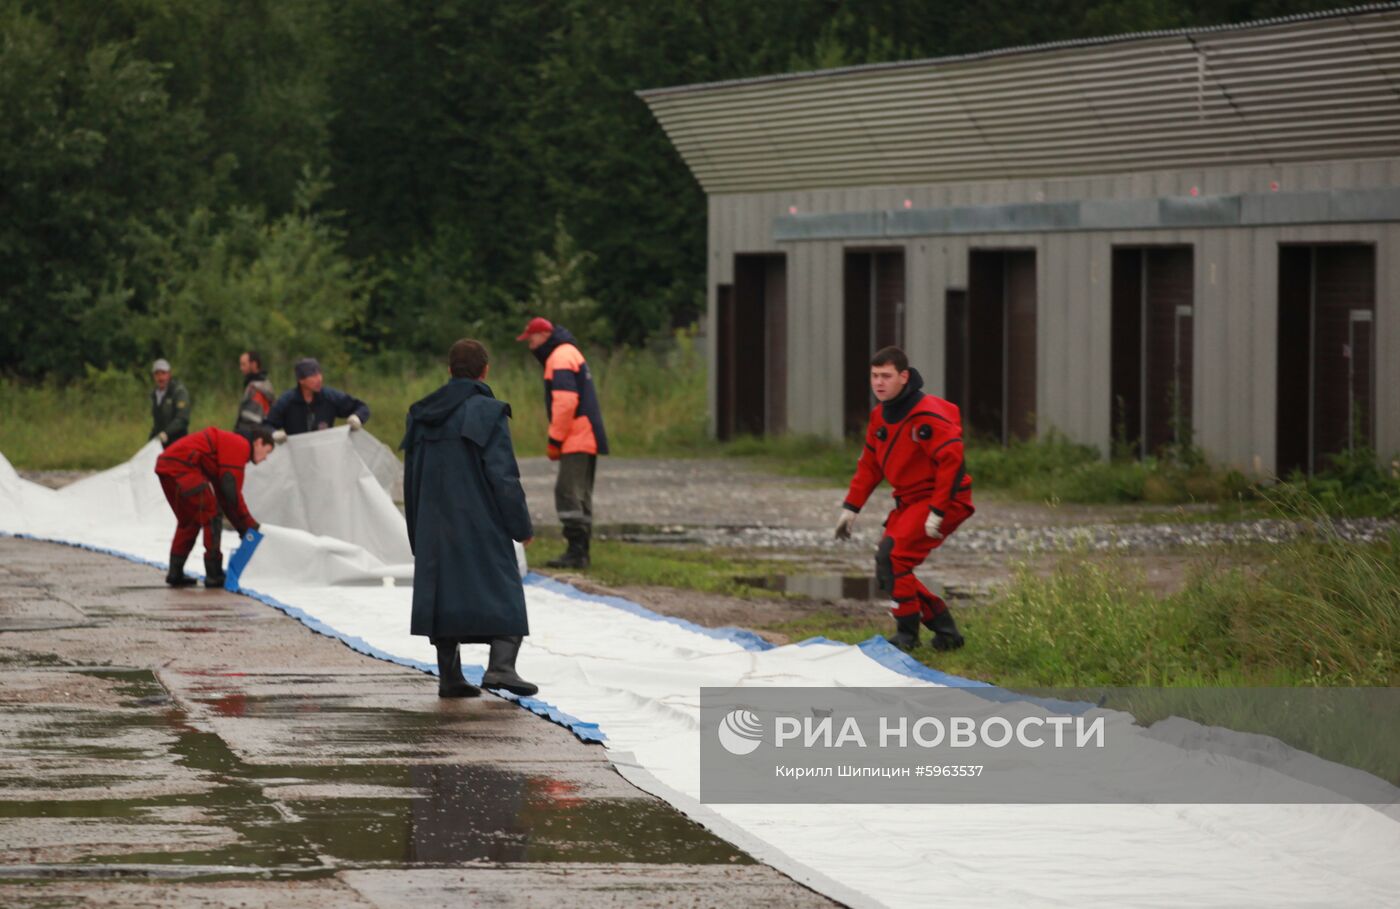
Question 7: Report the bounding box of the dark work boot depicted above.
[545,526,590,569]
[886,612,921,652]
[481,636,539,697]
[165,554,198,587]
[925,608,966,652]
[435,642,481,698]
[203,552,226,589]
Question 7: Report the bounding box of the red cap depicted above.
[515,317,554,341]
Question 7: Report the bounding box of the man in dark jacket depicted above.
[401,338,537,699]
[149,358,192,448]
[516,317,608,569]
[233,349,276,433]
[264,357,370,438]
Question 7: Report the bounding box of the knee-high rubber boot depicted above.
[203,551,226,589]
[924,608,965,652]
[166,554,198,587]
[886,612,921,652]
[481,636,539,697]
[435,642,481,698]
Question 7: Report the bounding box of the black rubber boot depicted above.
[925,609,966,652]
[481,636,539,697]
[886,612,921,652]
[545,527,590,569]
[165,554,198,587]
[435,642,481,698]
[203,552,226,589]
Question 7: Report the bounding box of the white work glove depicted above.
[347,414,363,430]
[925,511,944,540]
[834,509,857,540]
[158,432,168,444]
[272,429,288,444]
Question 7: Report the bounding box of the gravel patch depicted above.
[680,516,1399,553]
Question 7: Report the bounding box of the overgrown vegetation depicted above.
[0,336,707,470]
[767,523,1400,689]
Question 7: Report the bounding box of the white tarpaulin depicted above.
[2,434,1399,908]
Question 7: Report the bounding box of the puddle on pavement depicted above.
[1,669,751,874]
[735,573,976,602]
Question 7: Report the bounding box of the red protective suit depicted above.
[154,428,259,559]
[844,372,974,621]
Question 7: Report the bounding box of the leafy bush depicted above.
[129,170,371,388]
[1276,447,1400,518]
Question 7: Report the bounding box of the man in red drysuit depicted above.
[835,346,972,652]
[154,426,276,589]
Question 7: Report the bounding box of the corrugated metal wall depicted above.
[706,157,1400,470]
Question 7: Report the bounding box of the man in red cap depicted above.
[155,426,276,588]
[517,317,609,569]
[835,346,972,652]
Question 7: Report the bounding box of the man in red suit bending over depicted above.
[155,426,276,588]
[836,346,973,652]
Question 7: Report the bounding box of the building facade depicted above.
[641,4,1400,474]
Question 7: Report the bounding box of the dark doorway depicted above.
[717,254,787,439]
[715,284,736,440]
[843,249,906,434]
[944,289,969,413]
[1277,244,1376,475]
[1110,247,1195,458]
[965,250,1037,444]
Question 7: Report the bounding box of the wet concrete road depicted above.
[0,537,838,907]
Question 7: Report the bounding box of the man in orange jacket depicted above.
[154,426,276,588]
[518,317,609,569]
[836,346,973,652]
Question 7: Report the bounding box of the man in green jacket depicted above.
[149,358,192,449]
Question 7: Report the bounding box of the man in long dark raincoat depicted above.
[401,339,537,698]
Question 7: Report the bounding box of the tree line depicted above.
[0,0,1338,385]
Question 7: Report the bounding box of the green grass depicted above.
[530,528,783,597]
[0,338,709,470]
[764,526,1400,689]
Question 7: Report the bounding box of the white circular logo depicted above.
[717,709,764,756]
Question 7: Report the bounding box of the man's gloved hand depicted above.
[347,414,363,430]
[158,432,168,444]
[925,511,944,540]
[547,438,562,462]
[272,429,288,444]
[834,509,857,540]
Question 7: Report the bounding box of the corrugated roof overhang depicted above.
[639,4,1400,193]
